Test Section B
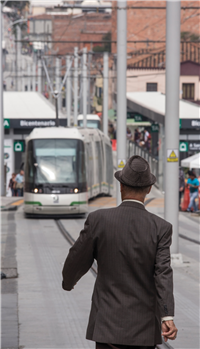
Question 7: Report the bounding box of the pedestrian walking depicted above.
[62,155,178,349]
[15,169,24,197]
[8,173,16,196]
[179,167,185,210]
[186,170,199,212]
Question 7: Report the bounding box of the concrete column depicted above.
[87,52,92,114]
[27,65,31,91]
[22,56,25,91]
[164,1,181,254]
[74,47,78,126]
[16,26,21,91]
[56,58,62,110]
[83,47,87,128]
[103,52,108,136]
[116,0,127,206]
[66,56,71,127]
[0,3,4,195]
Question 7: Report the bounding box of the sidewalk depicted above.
[61,186,199,349]
[1,196,24,211]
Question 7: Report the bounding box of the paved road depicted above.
[1,185,199,349]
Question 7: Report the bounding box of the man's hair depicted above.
[123,184,151,195]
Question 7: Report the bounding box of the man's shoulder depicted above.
[145,209,172,230]
[88,207,117,220]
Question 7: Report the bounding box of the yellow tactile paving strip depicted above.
[11,199,24,206]
[89,197,117,207]
[146,198,164,207]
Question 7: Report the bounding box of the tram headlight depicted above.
[74,188,79,193]
[34,188,38,193]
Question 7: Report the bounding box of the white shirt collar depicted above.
[122,199,144,206]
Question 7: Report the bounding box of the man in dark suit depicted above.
[62,156,178,349]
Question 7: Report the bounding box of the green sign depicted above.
[4,119,10,128]
[134,115,143,122]
[179,119,182,128]
[14,141,24,152]
[179,141,188,152]
[151,123,159,132]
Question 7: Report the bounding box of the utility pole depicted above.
[38,59,42,93]
[32,61,36,91]
[66,55,71,127]
[87,52,92,114]
[164,1,181,255]
[22,56,25,91]
[116,0,127,206]
[74,47,78,126]
[103,51,108,135]
[16,26,21,91]
[83,47,87,128]
[27,64,31,91]
[0,2,4,196]
[56,57,62,110]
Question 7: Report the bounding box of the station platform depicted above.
[1,186,199,349]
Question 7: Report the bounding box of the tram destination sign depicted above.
[7,119,67,128]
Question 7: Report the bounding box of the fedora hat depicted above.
[115,155,156,187]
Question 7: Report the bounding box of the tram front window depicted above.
[33,139,78,184]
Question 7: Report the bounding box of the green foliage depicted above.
[181,31,199,41]
[93,31,111,53]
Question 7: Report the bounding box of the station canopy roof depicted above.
[127,92,200,125]
[4,92,66,120]
[181,152,200,169]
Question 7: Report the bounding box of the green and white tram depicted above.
[24,127,113,216]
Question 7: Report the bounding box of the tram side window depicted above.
[85,142,93,189]
[106,144,113,184]
[26,140,34,183]
[78,141,86,183]
[95,141,103,184]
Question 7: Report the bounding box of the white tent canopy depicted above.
[181,153,200,169]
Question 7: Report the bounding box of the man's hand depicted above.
[162,320,178,342]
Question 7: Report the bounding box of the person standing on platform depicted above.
[15,169,24,197]
[179,167,185,210]
[62,156,178,349]
[186,170,199,213]
[8,173,16,196]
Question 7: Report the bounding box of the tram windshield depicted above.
[33,139,80,184]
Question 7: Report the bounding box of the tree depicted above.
[93,31,111,53]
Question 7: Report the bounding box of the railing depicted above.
[127,141,159,188]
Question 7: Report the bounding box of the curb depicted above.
[1,199,24,212]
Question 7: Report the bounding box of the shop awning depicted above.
[181,152,200,169]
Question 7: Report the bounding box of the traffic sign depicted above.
[179,141,188,152]
[14,141,24,152]
[167,149,179,162]
[4,118,10,128]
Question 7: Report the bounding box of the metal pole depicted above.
[74,47,78,126]
[17,26,21,91]
[32,61,36,91]
[27,64,31,91]
[164,1,181,254]
[66,55,71,127]
[0,3,4,196]
[87,52,91,114]
[83,47,87,128]
[103,51,108,135]
[56,58,61,110]
[116,0,127,206]
[38,59,42,93]
[55,96,59,127]
[22,56,25,91]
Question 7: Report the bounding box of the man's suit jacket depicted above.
[62,201,174,346]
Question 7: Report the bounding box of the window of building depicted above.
[146,83,157,92]
[182,83,195,100]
